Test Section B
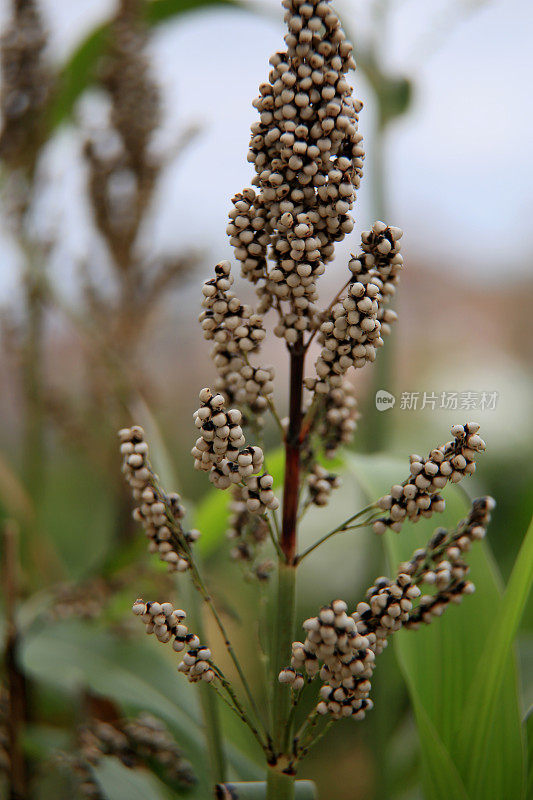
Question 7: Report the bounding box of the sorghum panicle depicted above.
[282,497,494,719]
[119,426,199,572]
[132,599,216,684]
[0,0,51,170]
[68,712,195,798]
[192,388,279,514]
[373,423,486,535]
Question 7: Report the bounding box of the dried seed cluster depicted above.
[132,599,198,650]
[228,485,268,551]
[373,423,486,535]
[306,463,341,506]
[178,646,216,684]
[234,0,364,336]
[83,0,160,270]
[103,0,160,173]
[401,496,495,628]
[280,600,376,720]
[227,188,269,289]
[353,574,421,655]
[0,0,51,169]
[199,261,274,419]
[200,261,265,355]
[317,378,359,457]
[132,599,216,683]
[192,388,279,513]
[50,577,114,621]
[71,713,195,797]
[313,222,403,391]
[119,426,198,571]
[349,222,403,337]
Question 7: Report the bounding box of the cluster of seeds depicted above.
[352,574,421,655]
[65,755,103,800]
[50,577,115,621]
[83,0,160,271]
[312,222,403,392]
[178,646,216,684]
[315,378,359,457]
[237,363,275,412]
[132,599,216,683]
[306,463,341,506]
[119,426,198,571]
[227,189,270,289]
[132,599,199,650]
[192,389,279,513]
[373,423,486,535]
[192,388,246,470]
[199,262,274,418]
[242,0,364,336]
[73,713,195,796]
[348,221,403,338]
[228,485,268,553]
[0,0,51,169]
[400,496,495,628]
[314,276,382,390]
[102,0,160,174]
[280,600,376,720]
[200,261,265,355]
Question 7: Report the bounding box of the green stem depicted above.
[22,259,46,505]
[266,766,296,800]
[271,562,297,757]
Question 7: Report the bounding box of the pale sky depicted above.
[0,0,532,302]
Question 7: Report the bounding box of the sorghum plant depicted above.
[119,1,494,797]
[44,0,197,462]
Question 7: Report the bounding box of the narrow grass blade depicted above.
[456,514,533,799]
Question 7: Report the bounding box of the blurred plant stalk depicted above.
[2,521,28,800]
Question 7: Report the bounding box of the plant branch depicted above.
[295,504,378,564]
[211,667,270,754]
[266,516,285,561]
[187,560,270,745]
[183,577,227,783]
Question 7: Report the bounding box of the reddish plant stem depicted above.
[3,521,28,800]
[280,344,305,564]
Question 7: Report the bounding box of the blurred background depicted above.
[0,0,531,798]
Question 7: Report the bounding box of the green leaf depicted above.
[50,0,242,129]
[41,454,114,579]
[455,514,533,799]
[406,700,468,800]
[21,619,261,787]
[20,620,202,747]
[195,485,232,556]
[93,757,173,800]
[526,706,533,800]
[347,453,527,800]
